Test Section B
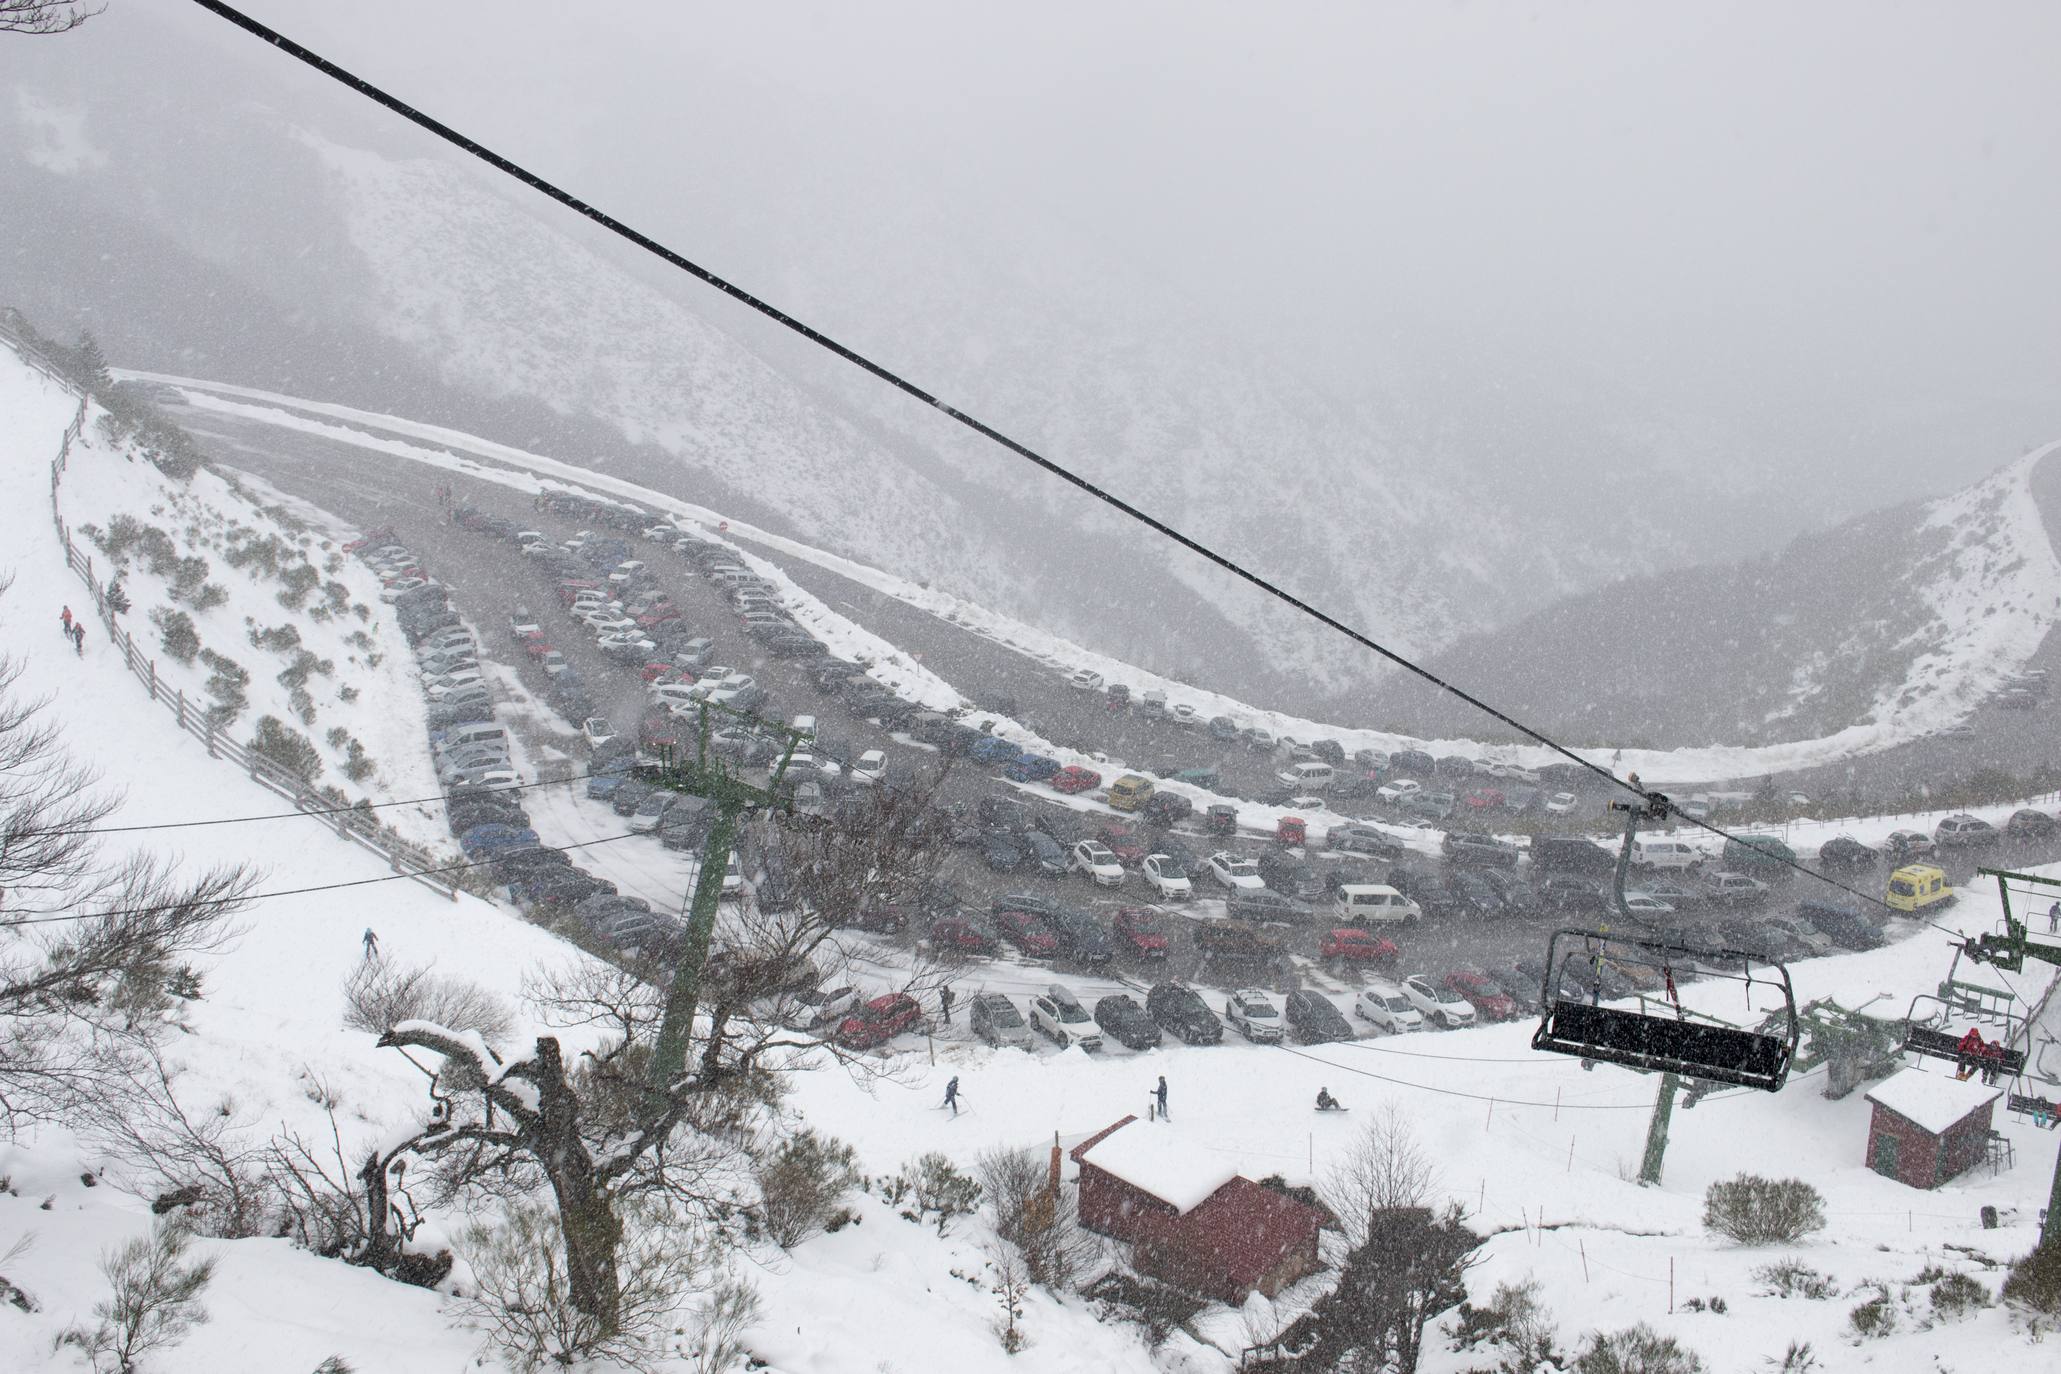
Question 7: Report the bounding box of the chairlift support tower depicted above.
[1964,868,2061,1259]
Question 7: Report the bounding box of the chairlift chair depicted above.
[1530,927,1800,1092]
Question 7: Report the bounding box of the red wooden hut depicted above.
[1863,1068,2001,1189]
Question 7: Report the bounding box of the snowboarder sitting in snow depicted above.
[1316,1088,1342,1112]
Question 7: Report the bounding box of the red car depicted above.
[522,637,558,661]
[343,527,395,555]
[641,661,687,683]
[557,581,603,607]
[993,910,1058,958]
[1111,907,1168,960]
[1096,822,1148,865]
[1462,787,1505,811]
[1049,765,1103,795]
[836,992,923,1049]
[1443,970,1519,1022]
[640,709,681,751]
[1320,928,1398,964]
[929,914,998,956]
[636,608,682,629]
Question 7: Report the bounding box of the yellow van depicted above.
[1107,774,1156,812]
[1886,864,1952,913]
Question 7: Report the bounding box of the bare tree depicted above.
[0,596,256,1130]
[367,764,956,1337]
[58,1223,216,1374]
[1327,1102,1439,1243]
[0,0,101,36]
[978,1144,1101,1291]
[85,1040,268,1237]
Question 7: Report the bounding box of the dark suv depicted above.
[1044,908,1113,965]
[1443,831,1520,868]
[1146,982,1223,1045]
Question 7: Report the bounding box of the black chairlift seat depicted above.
[1530,928,1799,1092]
[2007,1091,2058,1122]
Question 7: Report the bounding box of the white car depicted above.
[1285,795,1329,813]
[1029,986,1102,1052]
[424,674,486,700]
[597,633,656,653]
[641,523,676,540]
[581,717,616,748]
[1621,892,1676,917]
[508,611,542,639]
[1069,841,1126,888]
[649,683,701,711]
[1543,791,1579,815]
[1247,726,1276,750]
[1206,851,1264,890]
[1225,988,1283,1043]
[1354,980,1425,1034]
[851,750,887,786]
[1402,975,1476,1029]
[1168,703,1201,728]
[1142,853,1192,900]
[1067,668,1105,692]
[1376,779,1423,804]
[377,579,427,603]
[584,614,638,636]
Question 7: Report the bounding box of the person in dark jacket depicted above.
[942,1075,960,1116]
[72,622,84,656]
[1154,1075,1169,1121]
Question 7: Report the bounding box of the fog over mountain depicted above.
[4,2,2058,723]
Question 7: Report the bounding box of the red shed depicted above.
[1863,1068,2001,1190]
[1070,1117,1327,1302]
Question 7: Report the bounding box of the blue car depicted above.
[585,757,635,800]
[1004,754,1061,783]
[459,823,542,857]
[971,737,1023,766]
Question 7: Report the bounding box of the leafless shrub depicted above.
[684,1273,761,1374]
[990,1244,1030,1354]
[86,1041,269,1239]
[1703,1175,1825,1246]
[455,1198,705,1374]
[752,1128,859,1248]
[1575,1323,1707,1374]
[56,1223,216,1374]
[342,956,513,1041]
[1328,1102,1437,1242]
[978,1145,1100,1291]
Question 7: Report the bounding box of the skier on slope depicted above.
[942,1075,961,1117]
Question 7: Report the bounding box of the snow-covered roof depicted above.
[1074,1119,1239,1215]
[1865,1068,2002,1135]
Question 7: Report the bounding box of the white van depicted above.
[1630,837,1702,871]
[791,714,817,741]
[436,722,509,753]
[1276,760,1335,792]
[1336,884,1422,926]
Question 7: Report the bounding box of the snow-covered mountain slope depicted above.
[121,372,2061,789]
[1388,445,2061,750]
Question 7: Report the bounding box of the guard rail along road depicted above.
[10,327,459,901]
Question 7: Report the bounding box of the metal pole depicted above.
[1639,1072,1681,1186]
[644,803,741,1094]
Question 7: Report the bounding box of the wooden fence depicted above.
[16,332,458,901]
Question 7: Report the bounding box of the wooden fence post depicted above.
[148,658,157,701]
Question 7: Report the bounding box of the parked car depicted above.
[1705,871,1771,906]
[1817,835,1879,870]
[1285,989,1354,1044]
[851,750,888,786]
[1934,813,2000,848]
[785,985,859,1033]
[1328,823,1400,858]
[1050,765,1103,795]
[1146,982,1223,1045]
[1352,976,1417,1029]
[1227,889,1316,925]
[626,791,678,834]
[1882,829,1937,862]
[970,992,1034,1050]
[929,913,999,956]
[1402,974,1476,1029]
[1320,927,1399,965]
[1442,970,1518,1022]
[1029,986,1102,1052]
[1375,779,1423,805]
[2006,809,2059,841]
[1020,830,1068,877]
[1206,851,1264,890]
[993,908,1059,958]
[1224,988,1284,1043]
[1538,874,1605,913]
[1094,995,1163,1051]
[1067,669,1106,692]
[1004,754,1062,783]
[1095,822,1150,865]
[1142,853,1193,900]
[1045,908,1114,965]
[1443,832,1520,868]
[1069,840,1126,888]
[836,993,924,1049]
[1111,907,1169,960]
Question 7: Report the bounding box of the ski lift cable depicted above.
[0,830,649,927]
[183,0,1922,923]
[1274,1043,1652,1110]
[42,766,614,837]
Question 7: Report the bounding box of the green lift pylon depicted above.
[640,701,806,1096]
[1967,868,2061,1258]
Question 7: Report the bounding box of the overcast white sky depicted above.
[181,1,2061,492]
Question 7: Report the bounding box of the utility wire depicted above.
[48,767,609,837]
[1,831,647,927]
[183,0,1926,925]
[1275,1042,1651,1111]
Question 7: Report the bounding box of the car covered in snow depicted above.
[1029,986,1102,1052]
[1224,988,1284,1043]
[1206,851,1264,890]
[1401,975,1475,1029]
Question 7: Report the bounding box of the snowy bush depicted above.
[878,1152,982,1235]
[684,1275,761,1374]
[457,1198,704,1374]
[1752,1258,1836,1300]
[57,1223,217,1374]
[341,956,513,1040]
[249,716,322,783]
[149,608,200,665]
[1847,1286,1895,1338]
[2004,1245,2061,1315]
[1764,1342,1818,1373]
[1929,1271,1990,1320]
[1575,1323,1707,1374]
[197,650,248,726]
[1452,1278,1563,1373]
[1702,1175,1825,1245]
[753,1128,860,1248]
